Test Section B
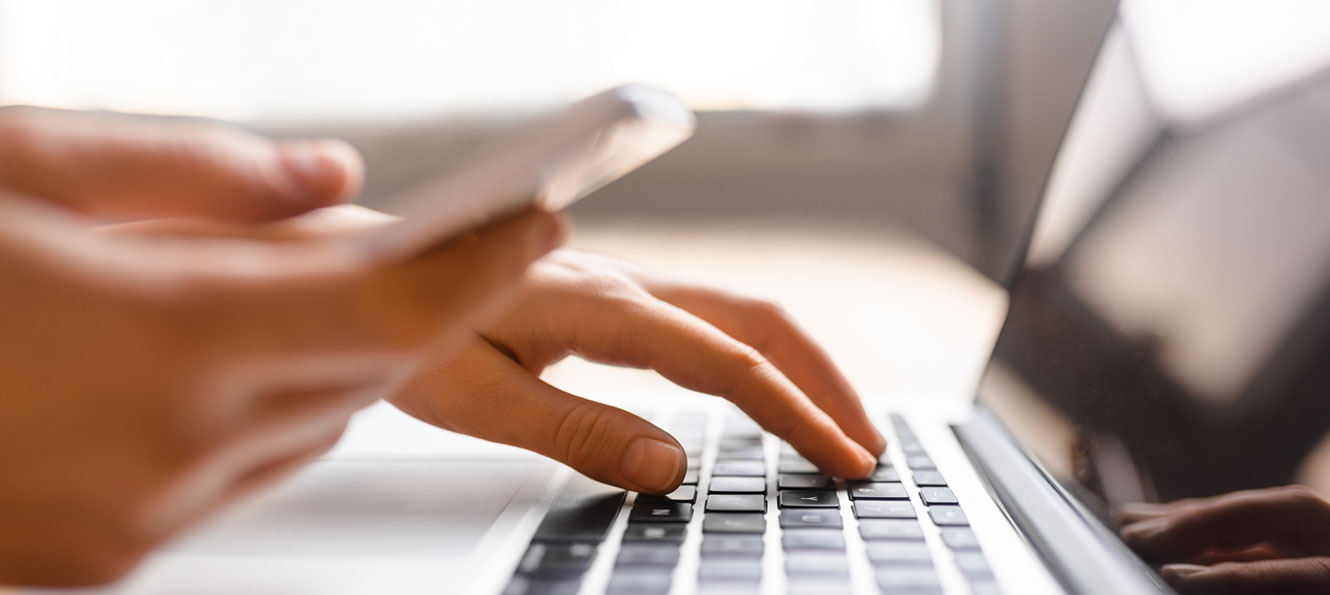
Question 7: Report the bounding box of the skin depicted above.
[0,108,562,586]
[1120,485,1330,595]
[0,107,885,586]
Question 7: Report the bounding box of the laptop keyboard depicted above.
[504,412,1001,595]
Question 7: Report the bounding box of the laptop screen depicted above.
[978,0,1330,566]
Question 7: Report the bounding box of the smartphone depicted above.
[357,84,696,261]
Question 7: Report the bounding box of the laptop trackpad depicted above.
[95,459,547,594]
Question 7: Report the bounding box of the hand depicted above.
[1120,485,1330,594]
[0,108,562,586]
[390,250,887,494]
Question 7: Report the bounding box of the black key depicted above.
[849,483,908,500]
[853,500,917,519]
[849,466,900,483]
[703,512,767,534]
[717,445,765,461]
[906,456,936,470]
[785,552,849,576]
[777,459,821,474]
[615,543,681,567]
[865,541,932,566]
[700,535,764,557]
[709,476,766,493]
[503,576,582,595]
[912,470,947,486]
[782,529,845,551]
[622,523,686,543]
[629,501,693,523]
[919,486,958,506]
[929,506,969,526]
[900,442,928,455]
[778,473,833,490]
[706,494,766,512]
[606,569,673,595]
[778,489,839,508]
[533,475,626,543]
[971,580,1004,595]
[939,527,981,550]
[875,567,942,593]
[714,461,765,477]
[517,542,598,577]
[859,519,925,541]
[640,485,696,503]
[780,508,843,528]
[698,558,762,581]
[954,551,994,579]
[681,470,700,485]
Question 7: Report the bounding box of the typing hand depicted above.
[0,108,561,586]
[389,250,887,494]
[1120,485,1330,595]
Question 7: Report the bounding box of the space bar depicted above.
[532,474,626,543]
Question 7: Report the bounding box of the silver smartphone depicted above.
[357,84,695,261]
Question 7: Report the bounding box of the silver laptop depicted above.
[53,0,1330,592]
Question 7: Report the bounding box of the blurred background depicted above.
[1,0,1328,438]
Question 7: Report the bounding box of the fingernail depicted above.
[871,429,889,457]
[622,437,684,493]
[853,445,878,477]
[1162,563,1209,579]
[276,139,361,203]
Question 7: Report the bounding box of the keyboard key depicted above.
[971,580,1004,595]
[640,485,696,503]
[787,578,851,595]
[778,489,839,508]
[858,519,925,541]
[782,529,845,551]
[853,500,917,519]
[698,558,762,581]
[714,461,766,477]
[929,506,969,526]
[954,551,994,579]
[777,459,821,474]
[716,445,765,461]
[785,551,849,576]
[939,527,981,550]
[606,569,672,595]
[706,494,766,512]
[698,583,760,595]
[703,512,767,534]
[780,508,843,528]
[700,535,764,557]
[865,541,932,566]
[629,501,693,523]
[517,542,598,577]
[532,475,626,543]
[849,483,908,500]
[615,543,681,567]
[682,470,700,485]
[503,576,582,595]
[912,470,947,486]
[709,476,766,493]
[849,466,900,483]
[777,473,833,489]
[875,567,942,593]
[622,523,687,543]
[919,486,958,506]
[686,457,703,470]
[906,456,936,470]
[900,442,928,455]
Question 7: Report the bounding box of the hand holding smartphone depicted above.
[357,85,696,261]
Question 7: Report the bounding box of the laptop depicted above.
[55,1,1330,593]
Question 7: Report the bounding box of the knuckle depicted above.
[552,402,617,470]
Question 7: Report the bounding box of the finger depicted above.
[637,284,885,456]
[395,339,687,494]
[1121,486,1330,562]
[490,288,877,478]
[187,209,563,357]
[1163,558,1330,595]
[0,106,362,222]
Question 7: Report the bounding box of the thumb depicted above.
[393,339,689,494]
[0,106,362,222]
